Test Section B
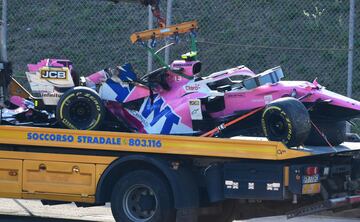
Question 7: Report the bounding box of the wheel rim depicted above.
[68,99,95,128]
[123,184,158,222]
[267,113,288,139]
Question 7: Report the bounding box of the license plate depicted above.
[302,183,321,194]
[302,175,319,184]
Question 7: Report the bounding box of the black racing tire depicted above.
[261,97,311,147]
[111,170,175,222]
[304,120,346,146]
[56,86,105,130]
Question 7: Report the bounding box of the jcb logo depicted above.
[41,70,67,79]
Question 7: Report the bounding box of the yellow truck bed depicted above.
[0,125,358,217]
[0,125,315,160]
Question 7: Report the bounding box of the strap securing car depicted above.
[201,107,264,137]
[310,120,334,148]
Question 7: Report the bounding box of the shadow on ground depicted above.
[0,215,91,222]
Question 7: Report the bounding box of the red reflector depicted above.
[349,196,360,204]
[306,167,319,176]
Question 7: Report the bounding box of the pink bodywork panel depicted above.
[124,85,151,103]
[28,59,72,72]
[211,81,360,118]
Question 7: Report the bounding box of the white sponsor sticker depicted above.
[248,182,255,190]
[175,76,182,81]
[41,91,63,105]
[189,99,203,120]
[302,175,319,184]
[323,167,330,176]
[267,183,281,191]
[264,95,273,104]
[225,180,239,190]
[160,28,171,33]
[185,84,201,92]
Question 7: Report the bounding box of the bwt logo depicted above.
[141,97,180,134]
[41,70,67,79]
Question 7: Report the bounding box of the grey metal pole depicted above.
[147,5,153,73]
[164,0,173,64]
[347,0,355,98]
[1,0,8,62]
[346,0,355,133]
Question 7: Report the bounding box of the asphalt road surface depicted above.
[0,215,90,222]
[0,198,359,222]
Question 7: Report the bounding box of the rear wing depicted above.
[130,20,198,43]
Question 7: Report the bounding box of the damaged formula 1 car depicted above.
[2,21,360,148]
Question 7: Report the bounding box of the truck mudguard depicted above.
[95,154,199,209]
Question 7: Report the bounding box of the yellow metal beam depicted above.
[130,20,198,43]
[0,150,116,165]
[0,125,311,160]
[22,192,95,203]
[8,77,34,99]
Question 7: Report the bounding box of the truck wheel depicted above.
[261,97,311,147]
[304,120,346,146]
[111,170,175,222]
[56,86,105,130]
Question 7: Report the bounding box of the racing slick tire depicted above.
[261,97,311,147]
[56,86,105,130]
[304,120,346,146]
[111,170,175,222]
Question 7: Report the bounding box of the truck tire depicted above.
[56,86,105,130]
[304,120,346,146]
[111,170,175,222]
[261,97,311,147]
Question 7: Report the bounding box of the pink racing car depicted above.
[11,54,359,148]
[6,24,360,148]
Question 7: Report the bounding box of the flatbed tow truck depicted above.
[1,26,360,222]
[0,124,359,222]
[0,1,360,222]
